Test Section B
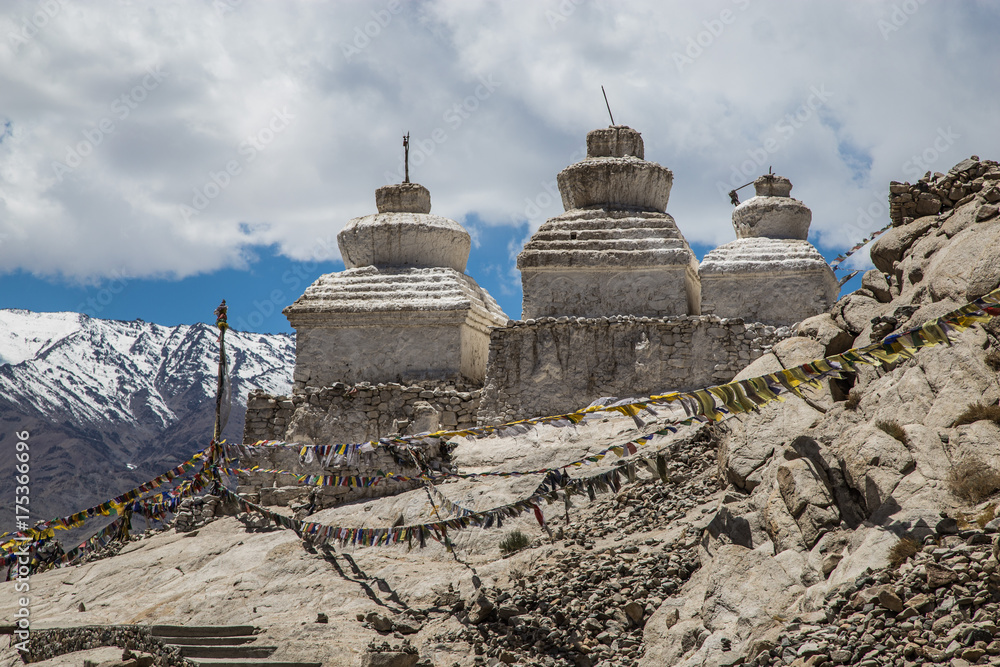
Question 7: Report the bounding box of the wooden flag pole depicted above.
[213,299,228,444]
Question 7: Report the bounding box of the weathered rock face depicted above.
[518,126,701,319]
[699,175,838,327]
[285,182,507,387]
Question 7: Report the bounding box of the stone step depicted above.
[156,636,255,646]
[150,625,257,638]
[169,644,277,659]
[539,215,678,230]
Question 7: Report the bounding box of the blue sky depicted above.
[2,1,997,333]
[0,223,858,334]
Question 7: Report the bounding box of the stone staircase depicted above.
[151,625,322,667]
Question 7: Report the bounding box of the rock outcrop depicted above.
[663,155,1000,667]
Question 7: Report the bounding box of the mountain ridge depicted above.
[0,309,295,525]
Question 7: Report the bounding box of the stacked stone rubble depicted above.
[172,494,222,533]
[738,524,1000,667]
[889,156,1000,227]
[20,626,191,666]
[243,380,480,444]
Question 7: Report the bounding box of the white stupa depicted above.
[698,174,838,326]
[517,126,701,319]
[284,181,507,387]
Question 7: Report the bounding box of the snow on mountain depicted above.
[0,309,294,429]
[0,309,296,523]
[0,308,83,366]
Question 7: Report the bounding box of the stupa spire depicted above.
[517,125,701,319]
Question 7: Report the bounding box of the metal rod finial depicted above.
[601,86,615,126]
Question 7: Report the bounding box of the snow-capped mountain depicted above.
[0,309,295,525]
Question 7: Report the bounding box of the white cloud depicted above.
[0,0,998,283]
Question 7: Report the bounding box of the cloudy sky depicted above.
[1,0,998,332]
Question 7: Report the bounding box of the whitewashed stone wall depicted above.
[287,267,505,387]
[518,126,702,320]
[478,316,791,424]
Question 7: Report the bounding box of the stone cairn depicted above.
[172,494,222,533]
[517,125,701,319]
[889,156,1000,227]
[699,174,838,327]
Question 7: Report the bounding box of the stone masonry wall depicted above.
[479,315,791,424]
[889,156,1000,226]
[244,380,481,445]
[240,380,477,508]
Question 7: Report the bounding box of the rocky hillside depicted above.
[652,155,1000,666]
[3,156,1000,667]
[0,311,294,523]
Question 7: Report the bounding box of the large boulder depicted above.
[869,216,936,274]
[795,313,854,355]
[861,269,892,303]
[925,222,1000,303]
[833,292,883,336]
[776,456,840,548]
[719,399,824,492]
[836,424,914,514]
